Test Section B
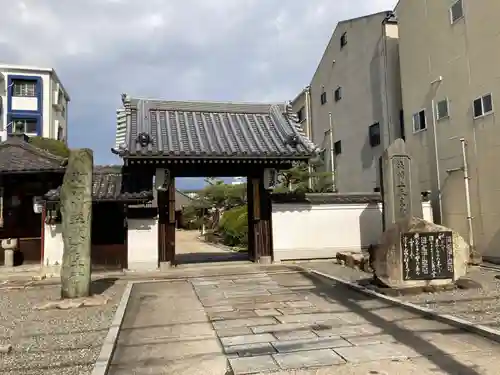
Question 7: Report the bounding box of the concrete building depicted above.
[396,0,500,257]
[296,11,403,192]
[0,64,70,143]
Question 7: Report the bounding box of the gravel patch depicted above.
[0,280,126,375]
[302,261,500,329]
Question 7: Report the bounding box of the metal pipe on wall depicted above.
[328,112,336,191]
[430,76,443,224]
[305,86,313,190]
[460,138,480,264]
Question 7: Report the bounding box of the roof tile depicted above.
[45,165,153,203]
[113,97,318,159]
[0,136,66,173]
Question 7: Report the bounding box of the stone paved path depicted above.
[108,267,500,374]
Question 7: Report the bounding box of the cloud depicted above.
[0,0,396,175]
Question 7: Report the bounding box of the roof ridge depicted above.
[128,95,283,107]
[281,102,320,154]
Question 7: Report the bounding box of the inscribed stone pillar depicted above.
[60,149,93,299]
[379,138,422,230]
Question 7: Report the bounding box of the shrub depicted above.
[218,205,248,247]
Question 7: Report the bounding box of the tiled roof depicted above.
[271,191,431,204]
[175,190,194,210]
[44,165,153,203]
[271,192,384,204]
[112,95,319,159]
[0,136,66,173]
[148,189,194,210]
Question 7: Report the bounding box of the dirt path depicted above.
[175,230,247,264]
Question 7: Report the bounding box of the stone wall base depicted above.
[258,256,272,265]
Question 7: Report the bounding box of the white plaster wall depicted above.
[127,218,158,271]
[272,201,433,262]
[43,223,64,266]
[50,75,68,142]
[11,97,38,111]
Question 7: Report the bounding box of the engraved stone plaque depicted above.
[401,231,454,281]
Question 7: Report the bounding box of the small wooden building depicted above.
[44,165,153,270]
[0,135,65,265]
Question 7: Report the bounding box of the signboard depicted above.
[401,231,454,281]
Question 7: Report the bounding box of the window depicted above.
[369,123,381,147]
[334,87,342,102]
[12,119,37,134]
[57,125,64,141]
[450,0,464,24]
[340,32,347,48]
[12,79,36,97]
[320,91,327,105]
[297,107,305,122]
[473,93,493,118]
[412,110,427,132]
[436,99,450,120]
[334,140,342,155]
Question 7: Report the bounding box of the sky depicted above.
[0,0,396,189]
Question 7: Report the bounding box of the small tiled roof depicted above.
[175,190,193,210]
[112,95,319,159]
[44,165,153,203]
[271,192,384,204]
[148,189,194,210]
[271,191,431,204]
[0,136,66,173]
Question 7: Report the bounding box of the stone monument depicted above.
[372,217,469,288]
[374,139,469,289]
[60,149,93,299]
[379,138,422,230]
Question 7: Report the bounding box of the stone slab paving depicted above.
[107,267,500,374]
[191,269,500,374]
[107,281,228,375]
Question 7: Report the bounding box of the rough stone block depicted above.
[334,342,417,363]
[216,327,252,337]
[273,349,345,369]
[213,317,277,330]
[251,323,309,334]
[345,334,397,346]
[229,355,279,374]
[373,217,469,289]
[221,333,274,347]
[225,342,276,357]
[271,337,351,353]
[254,309,281,317]
[273,330,317,341]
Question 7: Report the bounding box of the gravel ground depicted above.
[0,280,125,375]
[302,261,500,329]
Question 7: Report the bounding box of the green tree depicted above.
[197,182,246,210]
[274,162,334,193]
[28,137,70,158]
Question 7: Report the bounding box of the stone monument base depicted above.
[372,216,469,289]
